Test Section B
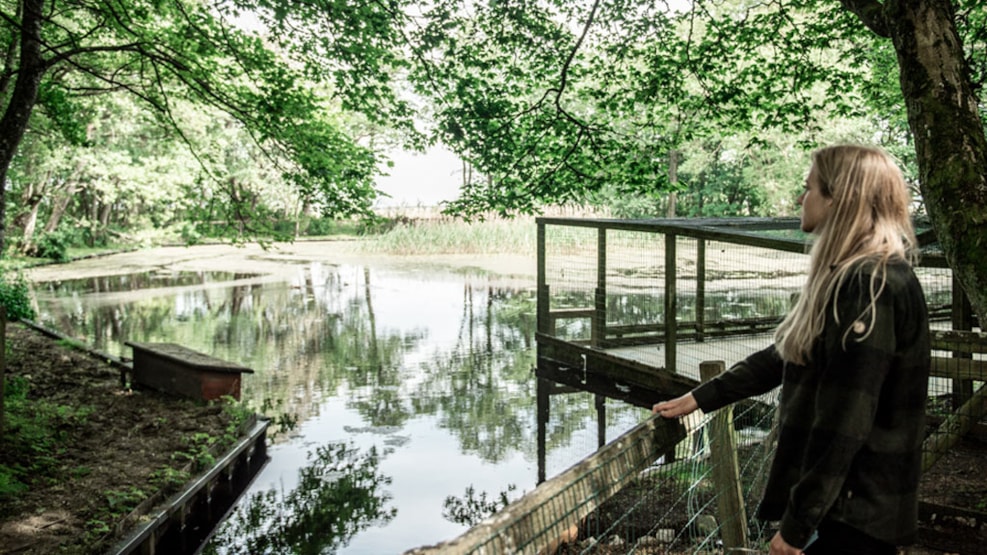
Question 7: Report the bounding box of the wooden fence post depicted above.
[664,233,677,372]
[700,360,749,551]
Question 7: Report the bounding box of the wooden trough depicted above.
[125,342,254,401]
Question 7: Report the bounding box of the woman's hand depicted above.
[769,531,804,555]
[652,393,698,418]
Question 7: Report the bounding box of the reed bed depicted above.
[357,216,537,255]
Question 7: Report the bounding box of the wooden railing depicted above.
[536,216,952,372]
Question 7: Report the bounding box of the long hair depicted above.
[774,145,918,365]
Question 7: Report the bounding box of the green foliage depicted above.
[0,466,27,499]
[442,484,518,527]
[0,376,92,501]
[104,486,146,516]
[33,228,71,262]
[302,217,364,237]
[0,272,36,321]
[174,432,219,469]
[202,442,396,555]
[150,466,191,492]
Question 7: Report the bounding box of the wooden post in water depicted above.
[664,234,677,373]
[700,360,748,551]
[537,222,549,336]
[696,238,706,342]
[537,377,550,484]
[593,227,607,347]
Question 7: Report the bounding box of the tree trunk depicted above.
[0,0,48,257]
[18,202,41,253]
[666,149,679,218]
[888,0,987,328]
[44,189,74,234]
[847,0,987,327]
[14,179,44,253]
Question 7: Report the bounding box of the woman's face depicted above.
[798,164,832,233]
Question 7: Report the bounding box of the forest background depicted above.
[1,0,986,318]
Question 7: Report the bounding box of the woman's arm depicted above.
[654,343,784,417]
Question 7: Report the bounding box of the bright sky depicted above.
[374,146,463,207]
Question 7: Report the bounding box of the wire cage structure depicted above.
[407,217,982,555]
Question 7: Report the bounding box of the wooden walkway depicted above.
[608,332,773,382]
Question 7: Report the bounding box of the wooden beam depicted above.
[921,383,987,472]
[930,356,987,381]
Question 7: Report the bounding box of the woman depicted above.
[654,145,930,555]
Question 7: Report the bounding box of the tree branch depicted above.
[839,0,890,37]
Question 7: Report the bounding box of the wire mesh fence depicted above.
[410,217,981,555]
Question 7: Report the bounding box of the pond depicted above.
[25,243,652,554]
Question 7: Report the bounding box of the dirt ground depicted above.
[0,323,236,555]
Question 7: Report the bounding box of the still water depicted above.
[27,247,650,554]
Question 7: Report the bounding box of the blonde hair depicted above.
[774,145,918,365]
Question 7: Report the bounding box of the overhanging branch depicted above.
[840,0,890,37]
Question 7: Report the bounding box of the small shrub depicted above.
[0,272,36,320]
[0,466,27,500]
[104,487,146,515]
[180,223,202,246]
[150,466,190,492]
[33,229,71,262]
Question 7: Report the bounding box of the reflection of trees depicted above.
[203,442,395,555]
[414,284,537,463]
[29,264,424,437]
[420,283,647,465]
[342,267,414,428]
[30,264,646,462]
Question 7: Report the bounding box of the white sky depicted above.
[374,146,464,207]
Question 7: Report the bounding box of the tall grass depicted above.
[359,217,538,255]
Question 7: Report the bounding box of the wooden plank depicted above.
[930,329,987,353]
[922,383,987,472]
[930,357,987,381]
[548,308,595,319]
[536,357,691,409]
[534,216,947,267]
[537,333,698,396]
[404,416,687,555]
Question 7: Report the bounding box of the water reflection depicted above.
[35,270,259,295]
[27,259,649,553]
[201,442,395,555]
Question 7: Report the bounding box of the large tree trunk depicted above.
[845,0,987,327]
[0,0,47,257]
[13,178,44,253]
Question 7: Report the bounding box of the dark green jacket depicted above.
[691,259,930,547]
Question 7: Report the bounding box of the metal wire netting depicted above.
[410,218,972,555]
